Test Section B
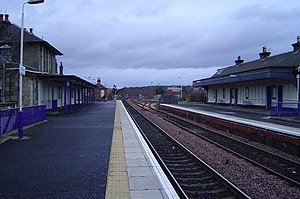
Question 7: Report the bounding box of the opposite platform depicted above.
[161,103,300,137]
[106,101,179,199]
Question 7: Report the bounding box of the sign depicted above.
[19,65,26,76]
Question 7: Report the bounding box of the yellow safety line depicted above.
[105,101,130,199]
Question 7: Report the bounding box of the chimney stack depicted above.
[29,28,33,34]
[4,14,9,22]
[259,46,271,59]
[234,56,244,65]
[59,62,64,75]
[292,36,300,52]
[0,14,3,22]
[97,77,101,84]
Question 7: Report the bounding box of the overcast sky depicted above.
[1,0,300,88]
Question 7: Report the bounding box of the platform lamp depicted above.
[18,0,44,139]
[178,77,182,100]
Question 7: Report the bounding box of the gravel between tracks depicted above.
[129,101,300,198]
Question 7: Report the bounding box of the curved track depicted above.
[133,99,300,188]
[165,115,300,187]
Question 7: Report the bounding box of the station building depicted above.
[94,77,108,101]
[193,37,300,116]
[0,14,95,113]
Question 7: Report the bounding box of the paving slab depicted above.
[118,101,179,199]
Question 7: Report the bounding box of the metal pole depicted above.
[151,81,153,99]
[178,77,182,100]
[18,2,26,139]
[18,0,44,138]
[181,85,183,99]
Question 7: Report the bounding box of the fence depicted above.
[270,102,300,117]
[0,105,46,135]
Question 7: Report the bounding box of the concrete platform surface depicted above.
[162,103,300,137]
[105,101,179,199]
[0,102,116,199]
[0,101,179,199]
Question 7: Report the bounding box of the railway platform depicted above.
[162,103,300,137]
[105,101,178,199]
[0,102,116,198]
[0,101,178,199]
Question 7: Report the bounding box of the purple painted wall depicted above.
[0,105,46,135]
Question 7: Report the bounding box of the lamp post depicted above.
[18,0,44,139]
[177,77,182,100]
[150,81,153,99]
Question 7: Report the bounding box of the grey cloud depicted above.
[132,1,170,18]
[2,0,300,87]
[232,4,300,22]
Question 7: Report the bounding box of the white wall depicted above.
[283,83,298,108]
[207,82,296,107]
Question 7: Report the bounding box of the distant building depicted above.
[120,86,155,99]
[95,78,107,101]
[159,86,180,104]
[165,86,181,97]
[120,85,181,103]
[193,37,300,116]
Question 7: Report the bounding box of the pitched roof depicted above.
[212,50,300,77]
[37,74,96,88]
[96,83,107,89]
[193,48,300,87]
[0,21,63,55]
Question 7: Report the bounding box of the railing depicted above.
[271,102,300,117]
[0,105,46,135]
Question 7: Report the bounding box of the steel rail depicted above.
[123,100,250,198]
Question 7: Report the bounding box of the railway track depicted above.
[132,99,300,187]
[123,100,250,198]
[165,115,300,187]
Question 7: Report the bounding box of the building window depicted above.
[222,88,225,98]
[43,49,49,73]
[58,87,62,99]
[245,87,249,99]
